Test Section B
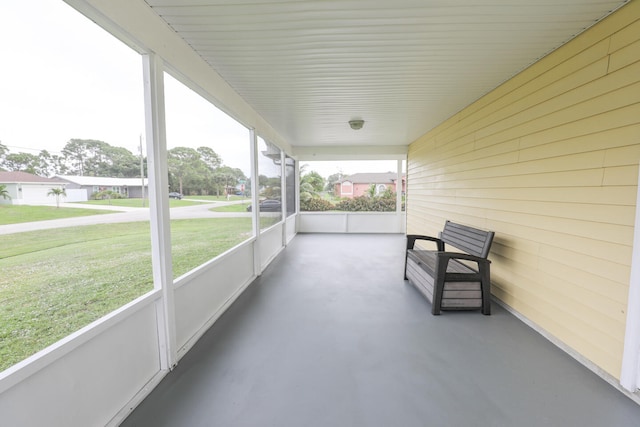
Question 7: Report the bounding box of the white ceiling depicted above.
[144,0,628,148]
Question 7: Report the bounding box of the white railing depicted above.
[298,211,406,234]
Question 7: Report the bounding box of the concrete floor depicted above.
[121,233,640,427]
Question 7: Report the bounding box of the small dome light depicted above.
[348,119,365,130]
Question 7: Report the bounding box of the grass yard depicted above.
[0,217,253,372]
[209,203,250,212]
[0,205,114,225]
[81,198,203,208]
[184,194,247,202]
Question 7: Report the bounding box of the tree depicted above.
[47,187,66,208]
[301,171,325,193]
[366,184,377,198]
[0,142,8,161]
[325,172,342,192]
[62,139,139,177]
[167,147,208,195]
[62,139,95,176]
[300,170,325,200]
[212,165,246,196]
[197,147,222,171]
[38,150,68,177]
[0,184,11,200]
[2,152,40,174]
[299,181,315,202]
[101,145,139,177]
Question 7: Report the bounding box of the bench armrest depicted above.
[406,234,445,251]
[433,252,492,316]
[436,251,491,266]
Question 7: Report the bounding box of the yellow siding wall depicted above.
[407,0,640,379]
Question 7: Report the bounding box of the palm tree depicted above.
[47,187,66,208]
[94,189,118,205]
[366,184,377,198]
[0,184,10,201]
[299,181,316,202]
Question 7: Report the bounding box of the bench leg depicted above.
[431,289,442,315]
[404,252,408,280]
[431,257,448,315]
[481,264,491,315]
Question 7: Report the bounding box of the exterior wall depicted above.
[407,1,640,379]
[0,183,65,205]
[65,189,88,202]
[338,181,353,197]
[128,186,146,199]
[353,183,371,197]
[335,181,403,198]
[0,183,19,205]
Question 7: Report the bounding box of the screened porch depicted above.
[120,234,640,426]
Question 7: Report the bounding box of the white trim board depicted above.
[620,163,640,392]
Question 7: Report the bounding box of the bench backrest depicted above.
[439,220,494,259]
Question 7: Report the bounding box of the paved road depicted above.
[0,201,252,235]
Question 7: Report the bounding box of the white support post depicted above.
[397,159,404,233]
[621,165,640,392]
[295,158,300,219]
[281,150,287,246]
[143,53,177,370]
[249,129,261,276]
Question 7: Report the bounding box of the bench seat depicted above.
[406,250,483,310]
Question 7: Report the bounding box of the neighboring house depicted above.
[334,172,406,198]
[56,175,148,200]
[0,171,67,205]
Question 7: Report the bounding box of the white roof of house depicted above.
[56,175,148,186]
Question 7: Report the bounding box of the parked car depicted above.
[169,192,183,199]
[246,199,281,212]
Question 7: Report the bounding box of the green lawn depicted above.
[0,205,114,225]
[0,199,210,227]
[209,203,250,212]
[80,198,203,208]
[0,217,253,372]
[184,194,248,202]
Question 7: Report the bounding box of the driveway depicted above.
[0,201,251,235]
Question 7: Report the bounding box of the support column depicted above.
[621,164,640,392]
[281,149,287,246]
[143,53,177,370]
[397,159,405,233]
[249,129,261,276]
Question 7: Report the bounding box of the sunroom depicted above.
[1,0,640,426]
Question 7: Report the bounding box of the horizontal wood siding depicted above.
[407,0,640,379]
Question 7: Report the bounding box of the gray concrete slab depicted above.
[120,233,640,427]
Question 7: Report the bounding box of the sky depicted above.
[0,1,145,157]
[0,0,400,179]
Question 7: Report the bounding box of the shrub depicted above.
[300,198,335,211]
[335,194,397,212]
[91,190,125,201]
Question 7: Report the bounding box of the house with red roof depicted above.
[0,171,67,205]
[334,172,405,199]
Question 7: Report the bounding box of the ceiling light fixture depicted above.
[349,119,365,130]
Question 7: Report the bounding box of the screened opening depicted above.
[0,0,149,372]
[163,73,253,280]
[256,136,283,230]
[300,160,404,212]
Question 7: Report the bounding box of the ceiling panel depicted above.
[144,0,629,148]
